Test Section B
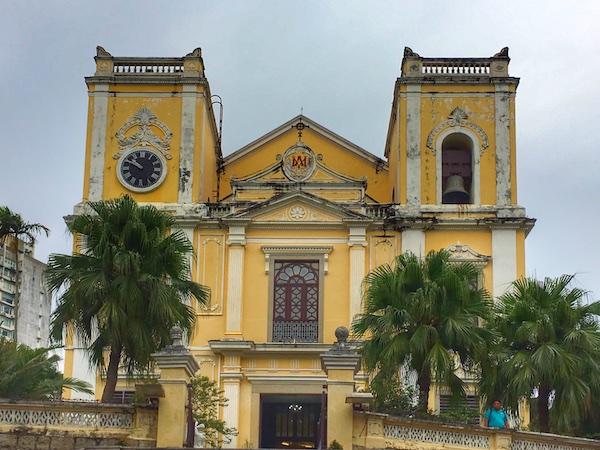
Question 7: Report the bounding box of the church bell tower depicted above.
[82,46,221,205]
[385,47,534,297]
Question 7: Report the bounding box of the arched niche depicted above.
[434,128,482,205]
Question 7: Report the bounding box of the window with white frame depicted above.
[262,246,331,344]
[272,260,320,343]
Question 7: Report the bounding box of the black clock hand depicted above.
[130,159,144,169]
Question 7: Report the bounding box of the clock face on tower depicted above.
[117,148,167,192]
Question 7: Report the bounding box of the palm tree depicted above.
[352,250,493,412]
[46,195,209,403]
[0,206,50,343]
[488,275,600,433]
[0,338,92,399]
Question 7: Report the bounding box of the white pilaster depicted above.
[88,84,109,201]
[178,225,196,307]
[405,85,421,206]
[348,226,367,323]
[221,374,242,448]
[401,228,425,257]
[491,228,517,297]
[495,84,511,206]
[178,85,197,204]
[225,225,246,335]
[69,349,96,400]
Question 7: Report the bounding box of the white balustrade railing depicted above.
[382,419,600,450]
[0,406,133,429]
[422,60,490,75]
[512,434,600,450]
[113,62,183,74]
[110,58,185,75]
[384,423,491,448]
[513,440,576,450]
[364,204,392,219]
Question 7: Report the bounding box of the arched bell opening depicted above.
[441,133,473,204]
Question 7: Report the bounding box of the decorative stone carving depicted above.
[448,107,468,124]
[493,47,509,58]
[258,204,333,222]
[194,422,206,448]
[199,300,219,312]
[186,48,202,57]
[446,241,491,268]
[282,144,316,182]
[113,107,173,160]
[403,47,421,58]
[288,205,307,220]
[96,46,112,57]
[368,421,382,436]
[426,107,489,154]
[156,325,189,354]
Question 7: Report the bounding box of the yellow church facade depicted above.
[63,46,534,448]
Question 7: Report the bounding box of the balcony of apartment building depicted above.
[0,312,15,339]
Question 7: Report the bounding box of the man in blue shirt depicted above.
[484,400,510,428]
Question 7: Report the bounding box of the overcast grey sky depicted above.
[1,1,599,298]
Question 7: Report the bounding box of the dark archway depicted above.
[441,133,473,204]
[260,394,323,449]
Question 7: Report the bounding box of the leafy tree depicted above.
[0,338,92,399]
[0,206,49,342]
[352,250,492,412]
[191,375,237,447]
[368,366,417,417]
[46,195,209,403]
[485,275,600,433]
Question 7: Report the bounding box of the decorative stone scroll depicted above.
[426,107,489,154]
[446,241,491,268]
[113,107,173,160]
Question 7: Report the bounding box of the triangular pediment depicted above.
[229,140,368,203]
[226,191,368,224]
[224,115,385,167]
[221,115,388,203]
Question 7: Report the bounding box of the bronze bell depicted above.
[442,175,470,204]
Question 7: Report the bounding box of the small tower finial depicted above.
[96,46,112,57]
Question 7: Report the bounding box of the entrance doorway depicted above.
[260,394,323,449]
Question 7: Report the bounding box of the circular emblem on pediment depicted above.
[282,144,316,182]
[288,206,307,220]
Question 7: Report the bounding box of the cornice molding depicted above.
[262,245,333,273]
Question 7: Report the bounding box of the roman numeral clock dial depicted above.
[117,148,167,192]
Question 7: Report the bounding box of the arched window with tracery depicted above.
[272,260,319,343]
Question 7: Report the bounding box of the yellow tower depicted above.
[67,46,223,404]
[385,47,533,300]
[82,46,221,205]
